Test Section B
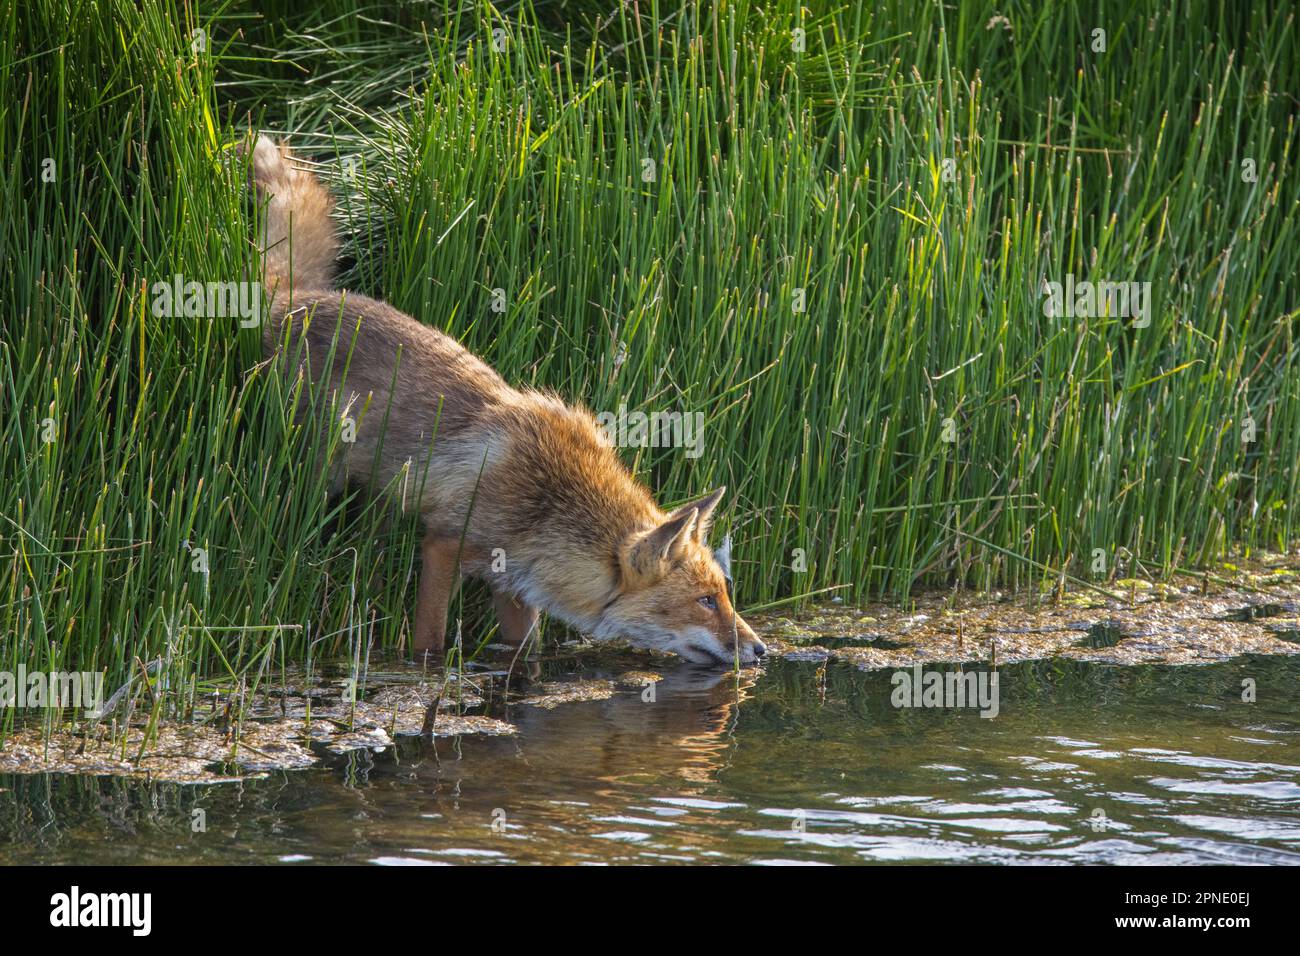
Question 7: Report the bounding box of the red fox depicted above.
[250,136,766,666]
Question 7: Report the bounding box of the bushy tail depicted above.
[251,135,337,292]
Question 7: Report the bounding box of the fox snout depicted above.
[723,613,767,664]
[670,618,767,667]
[672,613,768,666]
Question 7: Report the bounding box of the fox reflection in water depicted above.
[413,664,759,795]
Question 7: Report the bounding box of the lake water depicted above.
[2,652,1298,865]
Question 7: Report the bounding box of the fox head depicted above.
[596,487,767,666]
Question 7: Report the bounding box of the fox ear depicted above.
[668,486,726,542]
[622,508,699,583]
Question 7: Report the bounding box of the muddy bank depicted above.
[0,654,671,784]
[757,563,1300,670]
[0,675,514,784]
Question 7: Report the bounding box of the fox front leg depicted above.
[412,533,463,660]
[491,588,539,648]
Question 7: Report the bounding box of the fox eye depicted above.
[698,594,718,611]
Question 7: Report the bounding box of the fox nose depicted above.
[751,639,767,658]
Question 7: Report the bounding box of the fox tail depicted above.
[250,135,337,293]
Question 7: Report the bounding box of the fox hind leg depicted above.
[491,588,539,648]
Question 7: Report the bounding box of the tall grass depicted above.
[2,0,1297,701]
